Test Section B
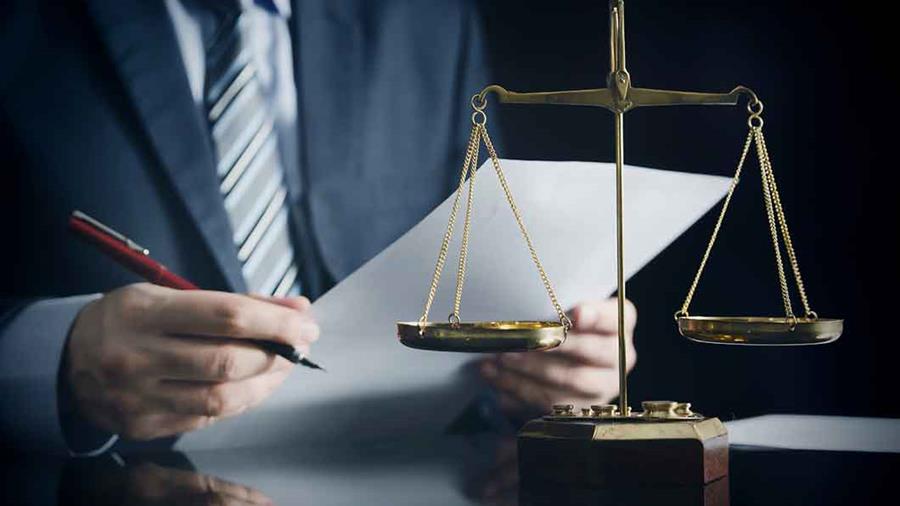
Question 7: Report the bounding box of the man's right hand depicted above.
[65,283,319,441]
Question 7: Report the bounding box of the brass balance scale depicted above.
[397,0,842,486]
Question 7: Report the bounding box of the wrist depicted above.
[58,298,118,455]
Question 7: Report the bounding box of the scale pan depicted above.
[677,316,842,346]
[397,321,565,352]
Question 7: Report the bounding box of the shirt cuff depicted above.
[0,294,106,454]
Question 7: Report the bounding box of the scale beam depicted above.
[478,85,757,114]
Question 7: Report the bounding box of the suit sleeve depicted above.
[0,295,109,454]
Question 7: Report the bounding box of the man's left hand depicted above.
[479,297,637,417]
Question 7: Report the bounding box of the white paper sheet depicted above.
[177,159,730,451]
[726,415,900,453]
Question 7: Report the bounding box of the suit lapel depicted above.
[85,0,247,291]
[290,0,364,280]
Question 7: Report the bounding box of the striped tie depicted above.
[204,11,301,296]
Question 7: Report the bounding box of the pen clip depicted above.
[71,210,150,255]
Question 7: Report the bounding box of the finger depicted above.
[129,462,274,506]
[483,359,616,408]
[194,470,275,506]
[493,353,616,397]
[547,333,620,366]
[248,294,311,312]
[143,334,297,382]
[131,463,252,500]
[228,368,292,413]
[82,389,224,440]
[481,361,556,409]
[150,368,291,417]
[118,413,218,441]
[152,290,320,346]
[570,297,636,334]
[493,371,557,413]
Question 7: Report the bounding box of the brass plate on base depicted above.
[524,416,727,441]
[678,316,843,345]
[396,321,565,352]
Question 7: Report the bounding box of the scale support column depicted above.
[613,111,628,415]
[609,0,631,416]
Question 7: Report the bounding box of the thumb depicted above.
[570,297,636,334]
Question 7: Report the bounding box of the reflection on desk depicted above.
[59,452,273,506]
[3,429,897,505]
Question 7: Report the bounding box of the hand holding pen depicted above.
[63,211,321,442]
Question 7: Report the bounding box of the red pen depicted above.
[68,210,323,371]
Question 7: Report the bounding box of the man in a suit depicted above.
[0,0,636,455]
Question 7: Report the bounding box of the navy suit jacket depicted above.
[0,0,488,451]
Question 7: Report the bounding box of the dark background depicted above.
[480,0,895,418]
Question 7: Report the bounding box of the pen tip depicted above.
[296,355,325,371]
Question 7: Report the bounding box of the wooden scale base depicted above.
[518,401,728,487]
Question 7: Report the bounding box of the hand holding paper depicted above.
[482,297,638,418]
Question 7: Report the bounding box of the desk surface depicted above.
[3,430,896,505]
